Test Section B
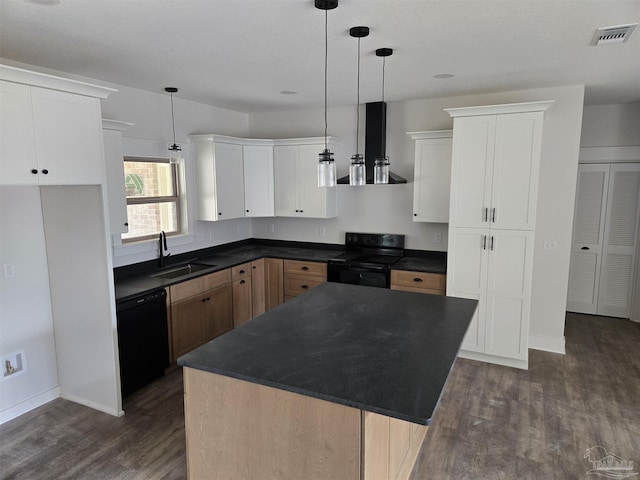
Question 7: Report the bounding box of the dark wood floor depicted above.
[1,313,639,480]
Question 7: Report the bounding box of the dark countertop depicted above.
[114,240,447,302]
[177,282,476,425]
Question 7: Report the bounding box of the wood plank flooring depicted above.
[1,312,638,480]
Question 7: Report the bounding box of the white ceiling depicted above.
[1,0,639,113]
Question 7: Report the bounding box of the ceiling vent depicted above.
[592,23,637,45]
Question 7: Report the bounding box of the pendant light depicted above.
[348,26,369,186]
[165,87,182,164]
[316,0,338,188]
[374,49,392,184]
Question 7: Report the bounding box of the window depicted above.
[121,157,181,242]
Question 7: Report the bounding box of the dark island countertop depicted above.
[177,282,476,425]
[114,240,447,302]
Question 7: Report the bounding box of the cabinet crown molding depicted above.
[102,119,135,131]
[407,130,452,140]
[1,64,117,99]
[444,100,555,118]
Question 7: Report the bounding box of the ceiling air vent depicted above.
[592,23,637,45]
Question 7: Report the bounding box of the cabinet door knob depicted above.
[201,298,206,303]
[413,278,423,283]
[42,169,49,175]
[239,269,245,274]
[246,210,249,213]
[240,280,245,285]
[301,266,309,271]
[218,212,222,216]
[301,284,309,289]
[414,213,417,217]
[124,222,129,227]
[31,169,38,174]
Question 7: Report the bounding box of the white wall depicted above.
[0,187,60,422]
[249,85,586,351]
[581,103,640,147]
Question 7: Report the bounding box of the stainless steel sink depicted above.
[152,263,213,280]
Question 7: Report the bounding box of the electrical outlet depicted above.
[434,233,442,244]
[1,351,26,381]
[268,223,275,234]
[319,227,326,237]
[3,263,15,279]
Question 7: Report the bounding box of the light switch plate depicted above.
[3,263,15,279]
[544,240,558,251]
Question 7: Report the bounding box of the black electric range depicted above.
[327,232,405,288]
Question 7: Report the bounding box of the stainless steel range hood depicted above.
[337,101,407,184]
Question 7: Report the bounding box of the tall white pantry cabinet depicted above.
[445,101,554,369]
[0,64,123,422]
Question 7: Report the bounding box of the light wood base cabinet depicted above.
[169,270,233,361]
[284,259,326,301]
[232,262,252,328]
[184,367,427,480]
[391,270,446,295]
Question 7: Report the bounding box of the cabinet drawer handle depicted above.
[491,208,496,222]
[240,280,246,285]
[31,169,38,174]
[302,284,309,289]
[42,169,49,175]
[413,278,423,283]
[581,246,590,250]
[483,235,487,250]
[490,236,495,251]
[201,298,206,303]
[484,207,488,222]
[301,266,309,271]
[206,297,211,301]
[239,269,245,274]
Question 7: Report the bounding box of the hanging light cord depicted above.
[381,56,386,103]
[170,91,177,146]
[355,37,361,155]
[323,8,328,152]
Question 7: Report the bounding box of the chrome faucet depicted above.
[159,231,170,268]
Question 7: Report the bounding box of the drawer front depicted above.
[170,276,204,302]
[284,274,326,297]
[204,268,232,290]
[390,270,446,293]
[231,262,252,281]
[284,260,327,277]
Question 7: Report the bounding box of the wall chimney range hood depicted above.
[337,101,407,184]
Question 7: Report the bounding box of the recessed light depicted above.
[433,73,454,79]
[280,90,298,95]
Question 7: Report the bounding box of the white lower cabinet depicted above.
[273,138,338,218]
[448,227,533,367]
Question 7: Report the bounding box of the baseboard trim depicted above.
[0,386,61,425]
[528,334,566,354]
[60,392,124,418]
[458,350,528,370]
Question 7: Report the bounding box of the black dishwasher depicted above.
[116,289,169,398]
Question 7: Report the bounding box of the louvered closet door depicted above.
[597,163,640,318]
[567,164,609,314]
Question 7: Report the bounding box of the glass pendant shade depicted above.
[374,156,390,184]
[349,154,365,186]
[318,148,336,187]
[168,143,182,164]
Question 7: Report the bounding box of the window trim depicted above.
[122,156,182,243]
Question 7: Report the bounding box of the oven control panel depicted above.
[345,232,405,249]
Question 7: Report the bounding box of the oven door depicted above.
[327,263,390,289]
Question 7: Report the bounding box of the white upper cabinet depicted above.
[1,68,113,186]
[243,143,274,217]
[102,120,133,236]
[192,135,245,221]
[0,81,38,185]
[273,138,338,219]
[446,102,552,231]
[408,130,452,223]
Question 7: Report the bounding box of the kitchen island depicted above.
[178,283,476,480]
